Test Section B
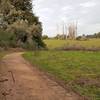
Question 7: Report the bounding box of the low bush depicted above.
[0,29,46,50]
[0,30,16,48]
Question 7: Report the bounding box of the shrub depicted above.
[0,30,16,48]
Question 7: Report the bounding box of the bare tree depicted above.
[68,22,77,39]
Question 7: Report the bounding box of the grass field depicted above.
[23,51,100,100]
[44,39,100,50]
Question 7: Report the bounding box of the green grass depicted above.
[44,39,100,49]
[0,52,6,59]
[0,51,10,60]
[0,51,7,74]
[23,51,100,100]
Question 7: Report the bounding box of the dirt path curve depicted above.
[0,52,83,100]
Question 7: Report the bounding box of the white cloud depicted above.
[80,1,96,8]
[33,0,100,37]
[62,6,73,11]
[37,8,53,14]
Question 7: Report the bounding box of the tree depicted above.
[42,35,49,39]
[0,0,45,49]
[9,0,32,12]
[86,32,100,39]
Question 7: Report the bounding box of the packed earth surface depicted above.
[0,52,83,100]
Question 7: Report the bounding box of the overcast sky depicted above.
[33,0,100,37]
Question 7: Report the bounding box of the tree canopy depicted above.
[0,0,45,49]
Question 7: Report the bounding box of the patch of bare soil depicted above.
[74,77,100,87]
[0,52,84,100]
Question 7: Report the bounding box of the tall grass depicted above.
[44,39,100,50]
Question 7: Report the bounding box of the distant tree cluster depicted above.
[76,32,100,41]
[54,34,66,40]
[55,22,78,40]
[42,35,49,40]
[0,0,45,50]
[86,32,100,38]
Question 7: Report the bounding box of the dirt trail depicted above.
[0,52,83,100]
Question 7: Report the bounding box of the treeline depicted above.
[42,32,100,40]
[0,0,45,50]
[86,32,100,38]
[76,32,100,40]
[42,34,67,40]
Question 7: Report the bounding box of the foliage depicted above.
[54,34,66,40]
[86,32,100,38]
[42,35,49,40]
[0,29,16,48]
[23,51,100,100]
[76,35,88,41]
[0,0,45,49]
